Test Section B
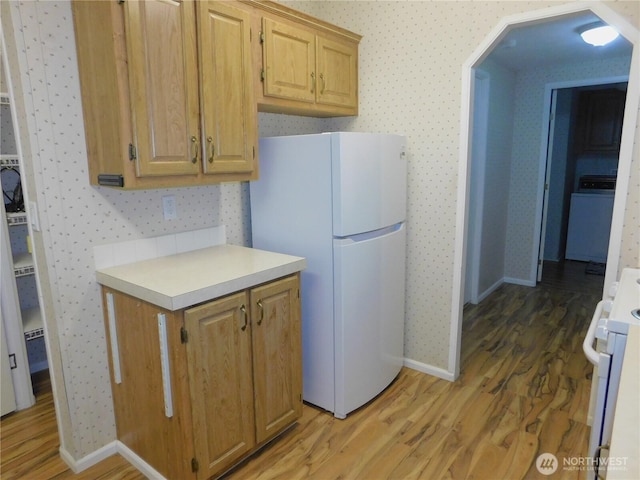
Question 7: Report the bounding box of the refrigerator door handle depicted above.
[334,222,404,243]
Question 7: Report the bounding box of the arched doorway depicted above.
[450,3,639,378]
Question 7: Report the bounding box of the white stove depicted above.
[583,268,640,479]
[608,269,640,326]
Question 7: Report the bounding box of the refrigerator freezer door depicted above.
[333,223,406,418]
[332,133,407,237]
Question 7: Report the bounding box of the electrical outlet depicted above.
[162,195,177,220]
[9,353,17,369]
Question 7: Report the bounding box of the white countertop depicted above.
[608,324,640,480]
[609,268,640,326]
[95,244,306,311]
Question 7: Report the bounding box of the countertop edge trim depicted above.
[96,259,306,311]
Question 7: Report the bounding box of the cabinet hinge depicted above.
[9,353,17,369]
[191,457,199,472]
[260,68,265,82]
[180,326,188,344]
[259,31,265,44]
[128,143,137,161]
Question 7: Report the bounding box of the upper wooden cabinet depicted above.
[72,0,257,189]
[261,17,358,114]
[72,0,360,189]
[246,0,361,117]
[576,88,626,153]
[315,35,359,110]
[262,18,316,105]
[125,0,200,178]
[198,1,257,176]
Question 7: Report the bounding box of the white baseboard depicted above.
[475,278,504,303]
[403,358,456,382]
[117,441,167,479]
[59,441,117,474]
[469,276,536,305]
[29,360,49,374]
[59,441,164,479]
[504,276,536,287]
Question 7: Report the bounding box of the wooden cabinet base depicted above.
[100,274,302,480]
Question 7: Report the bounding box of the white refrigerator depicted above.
[250,132,407,419]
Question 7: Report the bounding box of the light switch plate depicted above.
[29,201,40,231]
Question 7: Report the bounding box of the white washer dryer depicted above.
[565,175,615,264]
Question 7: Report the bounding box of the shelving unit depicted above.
[23,308,44,341]
[7,211,28,226]
[1,90,47,373]
[12,252,36,277]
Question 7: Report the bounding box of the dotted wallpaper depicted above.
[3,0,245,458]
[1,104,17,153]
[2,0,639,463]
[619,112,640,269]
[300,0,640,372]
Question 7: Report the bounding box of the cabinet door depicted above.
[580,89,626,152]
[198,1,256,175]
[262,18,316,104]
[184,292,255,479]
[124,0,200,177]
[250,275,302,444]
[316,36,358,109]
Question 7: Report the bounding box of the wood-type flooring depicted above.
[0,372,140,480]
[1,261,603,479]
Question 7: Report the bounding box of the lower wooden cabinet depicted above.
[101,274,302,479]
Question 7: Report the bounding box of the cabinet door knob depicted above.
[310,72,316,94]
[257,300,264,325]
[207,136,214,163]
[319,73,325,94]
[240,304,248,331]
[190,136,198,164]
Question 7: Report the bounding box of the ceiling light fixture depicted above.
[579,22,619,46]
